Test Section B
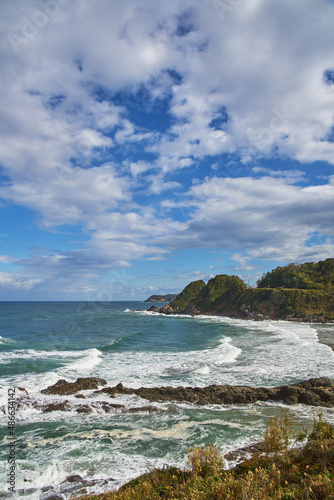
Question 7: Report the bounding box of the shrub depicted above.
[263,412,293,453]
[187,443,224,477]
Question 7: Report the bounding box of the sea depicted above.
[1,301,334,499]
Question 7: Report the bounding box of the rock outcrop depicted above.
[41,377,107,395]
[91,377,334,408]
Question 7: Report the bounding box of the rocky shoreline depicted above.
[14,376,332,413]
[148,304,334,323]
[9,376,333,499]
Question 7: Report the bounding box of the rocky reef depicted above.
[36,376,334,409]
[9,377,333,419]
[93,377,334,408]
[156,258,334,322]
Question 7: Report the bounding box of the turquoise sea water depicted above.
[1,301,334,498]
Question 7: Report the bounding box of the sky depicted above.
[0,0,334,301]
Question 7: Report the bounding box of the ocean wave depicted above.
[0,347,101,362]
[0,335,15,344]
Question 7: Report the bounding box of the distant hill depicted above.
[159,259,334,322]
[144,294,178,303]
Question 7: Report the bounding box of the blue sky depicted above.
[0,0,334,300]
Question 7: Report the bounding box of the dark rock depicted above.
[101,403,125,412]
[148,305,160,312]
[42,401,71,413]
[61,475,83,484]
[181,304,200,315]
[224,442,264,462]
[42,485,54,492]
[76,405,93,414]
[41,377,107,395]
[159,305,175,314]
[75,394,86,399]
[125,405,163,414]
[94,387,117,397]
[99,377,334,408]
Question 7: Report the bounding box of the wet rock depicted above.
[100,377,334,408]
[39,477,116,500]
[41,377,107,396]
[75,394,86,399]
[125,405,163,414]
[76,405,93,414]
[101,403,125,412]
[224,442,264,462]
[42,401,71,413]
[61,475,83,483]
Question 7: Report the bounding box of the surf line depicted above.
[7,388,17,493]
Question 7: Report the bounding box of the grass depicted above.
[80,414,334,499]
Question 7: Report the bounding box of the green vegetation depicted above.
[257,258,334,289]
[233,287,334,320]
[82,415,334,499]
[194,275,247,313]
[162,259,334,320]
[164,280,205,312]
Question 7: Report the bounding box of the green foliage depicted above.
[167,280,205,311]
[257,258,334,290]
[165,259,334,320]
[194,275,247,312]
[263,412,293,453]
[83,416,334,500]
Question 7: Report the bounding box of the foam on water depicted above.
[0,335,15,344]
[88,335,242,388]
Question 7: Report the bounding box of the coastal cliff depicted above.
[157,259,334,321]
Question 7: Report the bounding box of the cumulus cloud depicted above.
[1,0,334,297]
[159,174,334,260]
[0,271,40,291]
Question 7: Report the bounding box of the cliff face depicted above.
[158,259,334,322]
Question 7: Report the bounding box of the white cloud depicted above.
[0,271,40,290]
[1,0,334,297]
[159,174,334,260]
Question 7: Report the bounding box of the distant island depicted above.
[149,258,334,322]
[145,294,179,303]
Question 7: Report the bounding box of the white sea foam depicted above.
[0,348,100,362]
[0,335,14,344]
[58,348,102,376]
